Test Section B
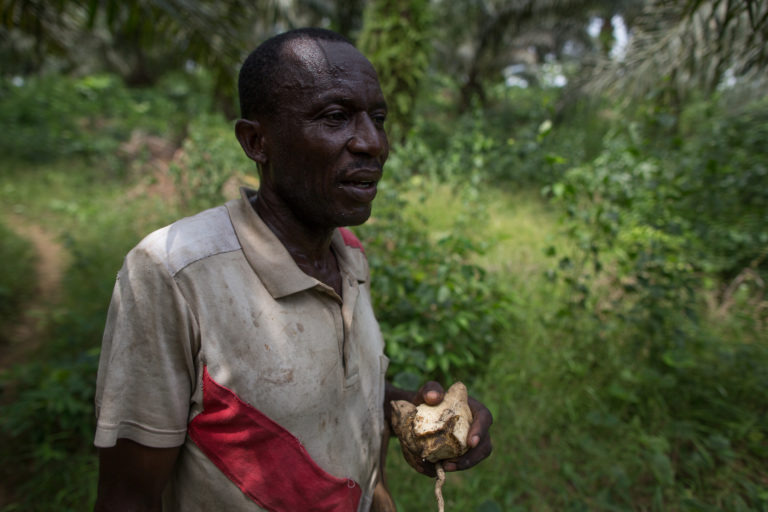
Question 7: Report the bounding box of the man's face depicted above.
[258,39,389,229]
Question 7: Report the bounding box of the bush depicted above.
[0,353,99,511]
[536,93,768,509]
[407,85,585,189]
[550,94,768,338]
[360,134,515,389]
[0,158,180,510]
[170,113,248,210]
[0,71,212,164]
[674,95,768,282]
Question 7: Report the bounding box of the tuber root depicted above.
[390,381,474,465]
[390,382,473,512]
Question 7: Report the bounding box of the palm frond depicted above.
[587,0,768,98]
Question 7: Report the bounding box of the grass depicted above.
[387,181,573,511]
[386,283,768,511]
[402,181,561,274]
[385,178,768,511]
[0,220,37,344]
[0,157,183,511]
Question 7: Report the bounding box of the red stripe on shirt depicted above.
[188,366,362,511]
[339,227,365,253]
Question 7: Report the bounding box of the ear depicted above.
[235,119,268,165]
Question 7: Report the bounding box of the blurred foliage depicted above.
[382,90,768,510]
[0,71,213,163]
[0,0,289,115]
[358,0,432,142]
[550,92,768,332]
[170,114,247,210]
[0,158,181,510]
[673,95,768,281]
[405,76,580,186]
[589,0,768,101]
[359,128,514,388]
[534,87,768,510]
[0,221,36,343]
[428,0,645,111]
[0,72,198,510]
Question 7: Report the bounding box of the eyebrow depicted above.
[316,94,388,111]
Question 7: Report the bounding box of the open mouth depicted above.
[338,179,378,202]
[341,180,376,188]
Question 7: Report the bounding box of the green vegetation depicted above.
[0,158,182,510]
[380,92,768,511]
[358,0,432,140]
[1,1,766,510]
[0,221,36,343]
[0,76,193,510]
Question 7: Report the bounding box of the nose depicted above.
[347,113,387,158]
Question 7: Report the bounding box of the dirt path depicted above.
[0,133,179,369]
[0,214,67,369]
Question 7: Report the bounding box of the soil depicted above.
[0,131,181,370]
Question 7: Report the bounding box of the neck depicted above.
[252,189,342,296]
[253,189,334,258]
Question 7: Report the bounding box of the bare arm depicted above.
[94,439,181,512]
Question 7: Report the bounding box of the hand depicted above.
[409,381,493,477]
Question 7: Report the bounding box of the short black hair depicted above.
[238,28,354,120]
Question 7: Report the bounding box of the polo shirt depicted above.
[94,187,388,511]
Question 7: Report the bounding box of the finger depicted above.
[440,397,493,472]
[419,461,438,478]
[408,457,437,477]
[441,461,458,472]
[414,381,444,406]
[456,435,493,471]
[442,433,493,473]
[466,397,493,447]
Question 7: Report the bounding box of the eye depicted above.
[323,110,348,124]
[372,112,387,126]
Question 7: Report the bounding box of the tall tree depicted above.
[358,0,432,142]
[428,0,643,111]
[0,0,348,116]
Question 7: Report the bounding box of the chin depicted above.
[335,206,372,227]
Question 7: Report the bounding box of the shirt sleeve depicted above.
[94,240,199,448]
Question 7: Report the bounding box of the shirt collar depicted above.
[226,188,367,299]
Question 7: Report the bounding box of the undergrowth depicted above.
[0,159,182,511]
[0,220,37,345]
[0,73,765,511]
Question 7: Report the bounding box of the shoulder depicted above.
[335,227,370,283]
[131,206,241,277]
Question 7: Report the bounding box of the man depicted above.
[94,28,492,511]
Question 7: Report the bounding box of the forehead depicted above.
[276,39,381,99]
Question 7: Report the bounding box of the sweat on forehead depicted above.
[280,38,374,85]
[237,28,355,119]
[281,38,333,77]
